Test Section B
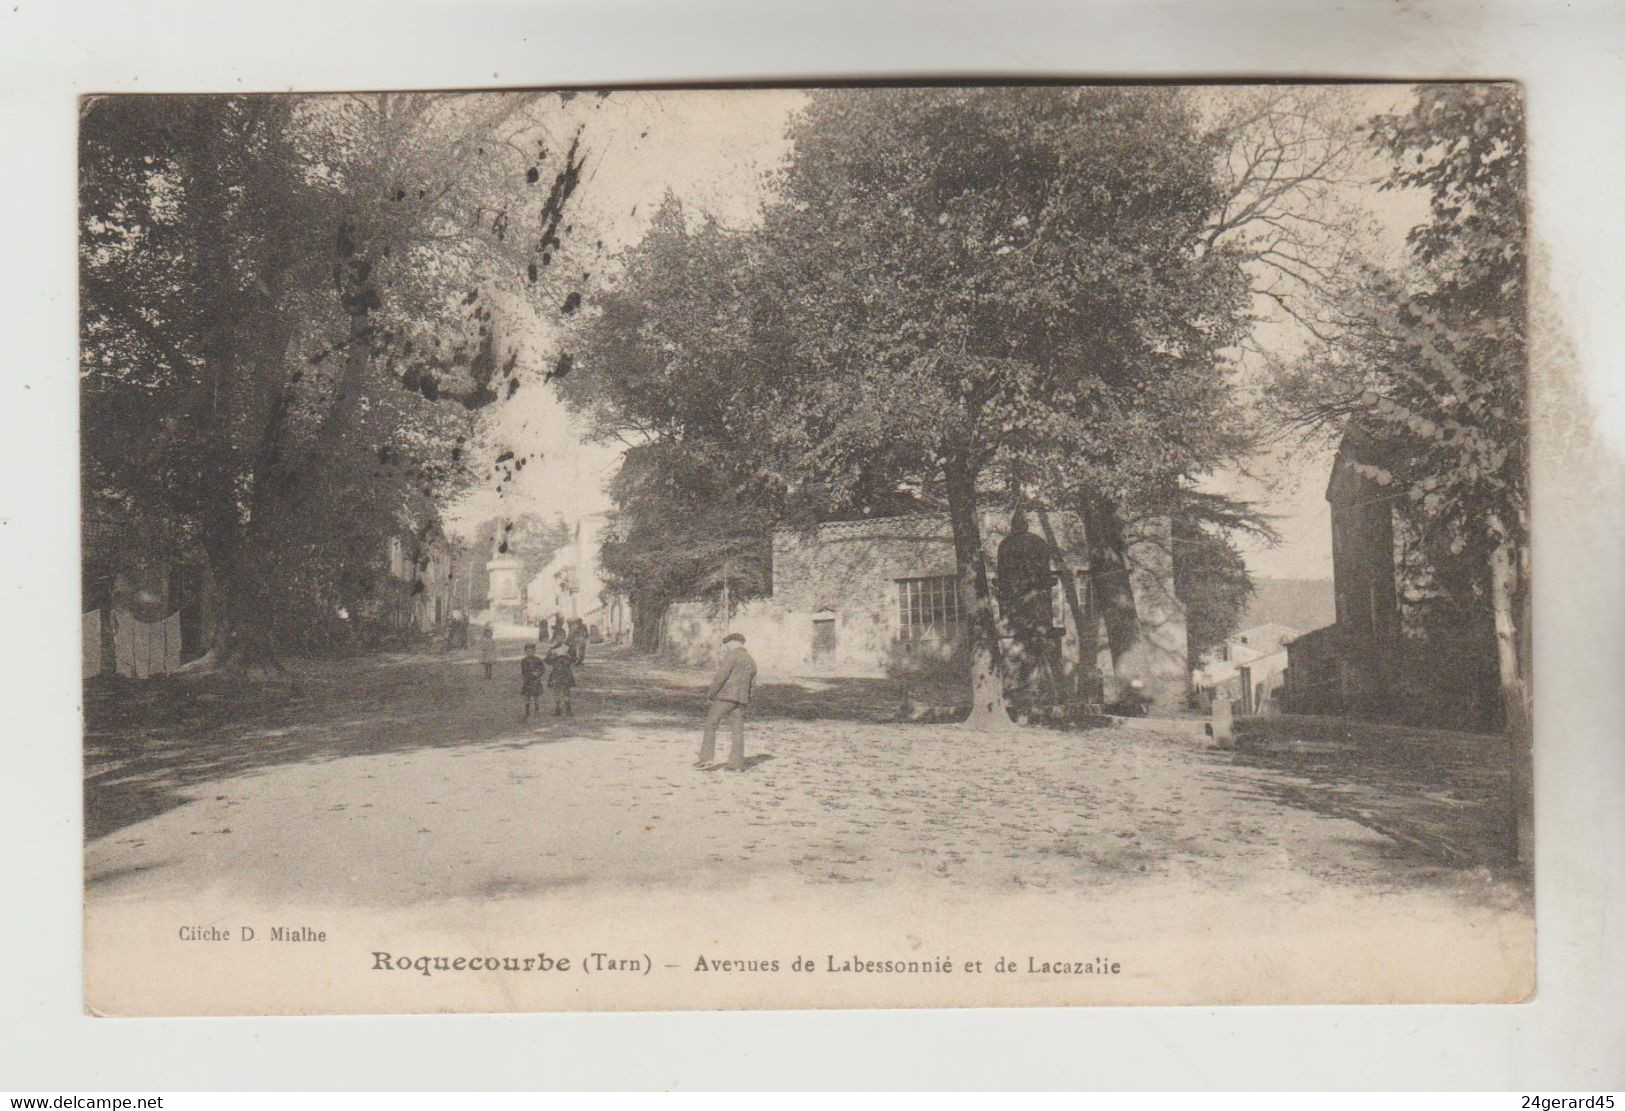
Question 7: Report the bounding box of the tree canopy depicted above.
[81,93,592,662]
[554,199,789,643]
[1269,84,1526,647]
[564,88,1266,720]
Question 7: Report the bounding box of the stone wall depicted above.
[663,599,811,677]
[663,509,1187,709]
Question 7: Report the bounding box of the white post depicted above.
[1209,692,1234,749]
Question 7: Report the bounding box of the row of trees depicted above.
[564,84,1526,755]
[81,93,594,665]
[83,83,1527,786]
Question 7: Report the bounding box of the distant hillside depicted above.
[1242,578,1336,635]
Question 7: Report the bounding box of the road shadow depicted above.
[751,679,903,723]
[579,674,903,726]
[86,646,883,839]
[1218,716,1519,881]
[83,648,683,840]
[692,754,776,773]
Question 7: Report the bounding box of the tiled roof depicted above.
[780,512,954,542]
[774,508,1090,559]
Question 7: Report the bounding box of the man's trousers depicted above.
[699,698,746,768]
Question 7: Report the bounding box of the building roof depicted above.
[1233,622,1302,646]
[774,511,953,543]
[525,548,574,592]
[1287,622,1339,650]
[774,508,1088,558]
[1325,429,1399,506]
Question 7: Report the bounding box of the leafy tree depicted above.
[83,96,330,661]
[598,444,774,649]
[1370,84,1530,860]
[750,88,1254,726]
[1059,88,1368,691]
[557,199,797,644]
[1267,84,1529,858]
[81,93,590,666]
[560,90,1362,716]
[1173,514,1257,665]
[1273,85,1526,712]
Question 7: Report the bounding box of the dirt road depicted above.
[85,642,1525,911]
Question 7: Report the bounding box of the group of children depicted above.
[477,625,578,719]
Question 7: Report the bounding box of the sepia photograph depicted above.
[78,82,1536,1015]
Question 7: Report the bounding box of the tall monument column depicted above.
[486,548,525,624]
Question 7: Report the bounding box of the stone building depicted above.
[1283,433,1499,728]
[664,507,1190,714]
[1192,622,1301,715]
[523,513,631,642]
[385,533,455,633]
[1282,434,1410,718]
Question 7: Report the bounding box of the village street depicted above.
[85,638,1527,912]
[56,74,1566,1062]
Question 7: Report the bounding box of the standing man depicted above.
[568,617,589,665]
[696,632,757,772]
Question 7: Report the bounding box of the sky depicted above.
[448,85,1427,582]
[445,90,806,539]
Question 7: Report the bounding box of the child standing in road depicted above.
[545,635,575,717]
[479,625,496,679]
[520,643,546,719]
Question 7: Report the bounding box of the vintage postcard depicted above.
[80,82,1535,1015]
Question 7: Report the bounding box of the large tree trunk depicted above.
[197,411,290,672]
[304,218,379,485]
[179,418,249,673]
[1083,496,1141,671]
[200,225,349,674]
[631,597,667,653]
[165,105,302,678]
[176,557,230,673]
[1490,531,1533,868]
[179,132,250,673]
[191,500,286,675]
[1036,507,1095,700]
[944,455,1017,730]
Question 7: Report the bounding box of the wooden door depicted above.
[812,618,837,664]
